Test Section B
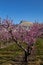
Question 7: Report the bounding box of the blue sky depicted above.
[0,0,43,24]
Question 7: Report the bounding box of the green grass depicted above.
[35,38,43,60]
[0,38,43,64]
[35,38,43,54]
[0,42,27,64]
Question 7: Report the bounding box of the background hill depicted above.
[19,21,33,30]
[19,20,33,26]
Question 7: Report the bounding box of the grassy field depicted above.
[0,38,43,65]
[0,42,27,65]
[35,38,43,61]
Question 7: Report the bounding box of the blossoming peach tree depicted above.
[0,18,43,62]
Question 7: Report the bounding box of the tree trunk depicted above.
[24,51,28,65]
[24,46,32,65]
[24,51,27,62]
